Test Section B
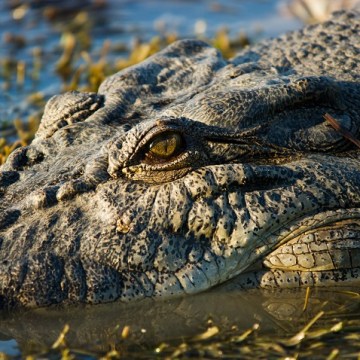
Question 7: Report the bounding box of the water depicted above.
[0,1,359,358]
[0,0,302,127]
[0,286,359,358]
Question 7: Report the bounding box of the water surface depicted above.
[0,285,359,358]
[0,0,302,126]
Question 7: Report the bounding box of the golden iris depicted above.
[148,132,183,159]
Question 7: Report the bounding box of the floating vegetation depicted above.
[1,293,359,359]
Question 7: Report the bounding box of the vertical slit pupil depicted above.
[149,132,183,159]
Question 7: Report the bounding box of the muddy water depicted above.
[0,1,359,358]
[0,286,359,358]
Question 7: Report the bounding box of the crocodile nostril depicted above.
[36,91,104,139]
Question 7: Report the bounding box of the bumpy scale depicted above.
[0,11,359,308]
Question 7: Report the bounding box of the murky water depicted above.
[0,285,359,358]
[0,0,359,358]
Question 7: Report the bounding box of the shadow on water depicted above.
[0,285,359,358]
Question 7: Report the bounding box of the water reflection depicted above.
[0,286,359,356]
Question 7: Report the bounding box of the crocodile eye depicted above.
[147,132,184,160]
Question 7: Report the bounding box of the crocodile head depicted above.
[1,10,360,308]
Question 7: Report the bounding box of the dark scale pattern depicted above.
[0,11,360,308]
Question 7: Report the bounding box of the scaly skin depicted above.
[0,10,359,308]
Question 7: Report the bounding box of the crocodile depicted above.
[0,10,359,309]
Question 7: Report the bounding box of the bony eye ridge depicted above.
[147,131,184,160]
